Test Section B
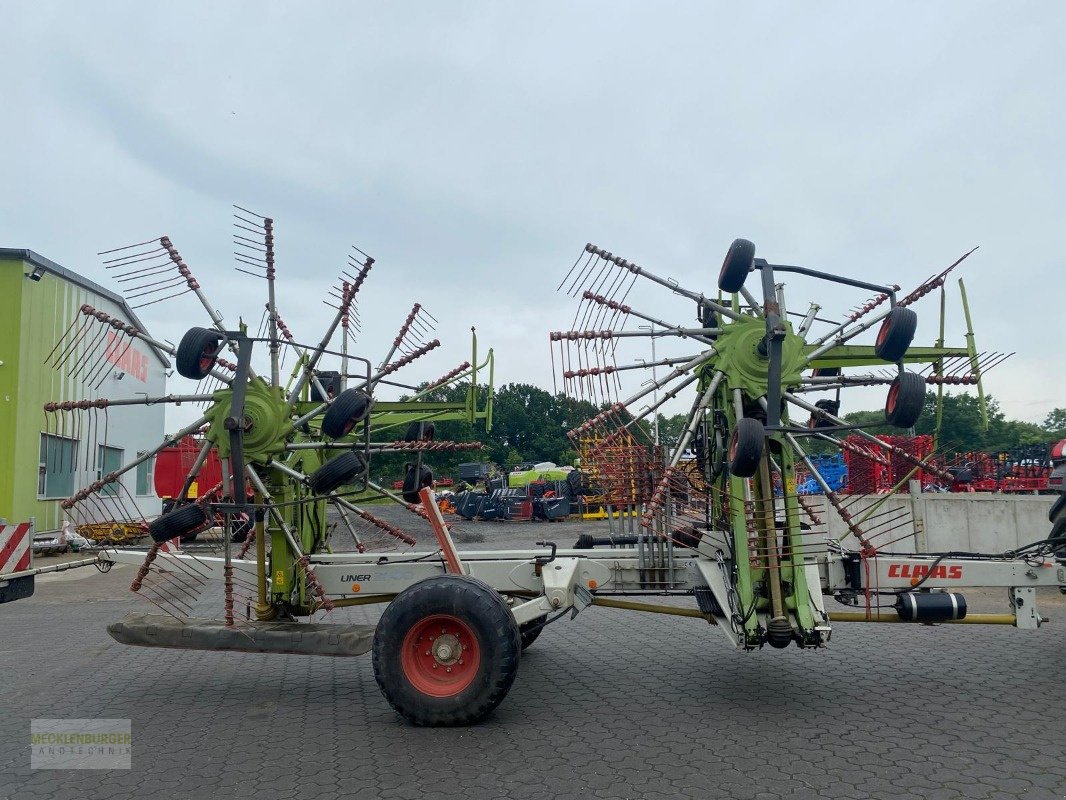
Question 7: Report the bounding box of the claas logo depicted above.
[887,563,963,580]
[104,331,149,382]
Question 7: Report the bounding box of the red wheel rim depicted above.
[400,614,481,698]
[886,382,899,414]
[199,342,219,373]
[876,317,891,347]
[728,431,738,462]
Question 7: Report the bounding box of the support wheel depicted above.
[372,575,522,726]
[874,307,917,362]
[1049,493,1066,549]
[308,452,366,494]
[175,327,223,380]
[884,371,926,429]
[728,418,765,478]
[403,421,436,442]
[1049,493,1066,524]
[402,463,434,503]
[320,388,372,438]
[148,503,209,544]
[718,238,755,293]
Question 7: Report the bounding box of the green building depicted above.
[0,249,168,531]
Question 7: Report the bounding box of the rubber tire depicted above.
[519,617,546,650]
[175,327,223,380]
[566,470,583,496]
[308,452,366,495]
[402,464,434,503]
[728,417,765,478]
[874,307,918,362]
[148,503,209,544]
[884,371,926,429]
[403,421,437,442]
[719,238,755,293]
[1048,493,1066,524]
[321,388,372,439]
[808,398,841,430]
[372,575,522,726]
[1049,493,1066,545]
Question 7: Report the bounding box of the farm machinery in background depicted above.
[796,438,1066,495]
[40,221,1066,727]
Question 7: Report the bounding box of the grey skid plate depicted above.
[107,613,375,657]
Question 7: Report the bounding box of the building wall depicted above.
[0,255,167,530]
[807,492,1057,554]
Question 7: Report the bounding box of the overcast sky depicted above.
[3,2,1064,431]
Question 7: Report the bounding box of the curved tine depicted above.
[562,250,598,297]
[557,247,589,293]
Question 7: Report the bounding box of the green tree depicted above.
[1043,408,1066,439]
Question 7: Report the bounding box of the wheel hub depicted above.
[431,633,462,665]
[204,378,290,463]
[400,613,482,697]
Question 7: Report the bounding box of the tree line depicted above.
[380,380,1066,482]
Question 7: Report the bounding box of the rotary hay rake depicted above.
[551,239,1063,650]
[62,228,1065,727]
[46,208,494,617]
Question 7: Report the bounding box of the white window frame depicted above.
[38,433,79,500]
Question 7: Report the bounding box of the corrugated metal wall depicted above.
[0,256,166,529]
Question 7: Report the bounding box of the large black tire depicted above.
[308,452,366,494]
[519,617,546,650]
[719,238,755,293]
[372,575,522,726]
[321,388,372,439]
[874,307,918,362]
[728,417,765,478]
[175,327,223,380]
[403,421,437,442]
[148,503,209,544]
[884,371,926,429]
[402,464,434,503]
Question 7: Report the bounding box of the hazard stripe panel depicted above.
[0,523,32,575]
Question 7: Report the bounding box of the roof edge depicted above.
[0,248,172,369]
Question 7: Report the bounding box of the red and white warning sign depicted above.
[0,522,33,576]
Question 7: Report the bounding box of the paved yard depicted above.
[2,514,1065,799]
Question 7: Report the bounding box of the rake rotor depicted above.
[552,238,1009,649]
[44,211,494,625]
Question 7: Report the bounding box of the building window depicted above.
[98,445,124,497]
[38,434,79,499]
[135,452,154,496]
